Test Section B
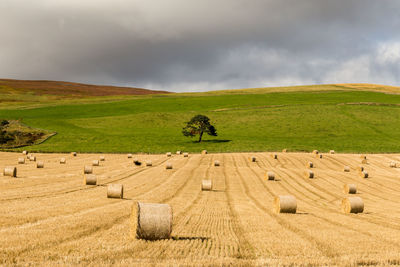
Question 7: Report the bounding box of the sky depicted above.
[1,0,400,92]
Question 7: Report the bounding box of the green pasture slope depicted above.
[1,88,400,153]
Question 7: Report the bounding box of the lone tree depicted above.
[182,115,217,142]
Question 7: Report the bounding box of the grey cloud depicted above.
[1,0,400,91]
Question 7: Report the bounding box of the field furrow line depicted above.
[232,154,339,260]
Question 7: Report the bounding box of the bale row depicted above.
[274,195,297,213]
[305,170,314,179]
[343,184,357,194]
[359,170,368,178]
[201,180,212,191]
[3,166,17,177]
[84,165,93,174]
[166,163,173,169]
[342,197,364,213]
[266,171,275,180]
[135,202,172,240]
[273,195,364,214]
[107,184,124,198]
[84,174,97,185]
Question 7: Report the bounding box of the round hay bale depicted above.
[201,180,212,191]
[343,184,357,194]
[145,160,152,167]
[60,157,66,164]
[359,170,368,178]
[249,156,257,162]
[176,151,181,155]
[183,152,189,157]
[343,166,350,172]
[127,153,133,158]
[271,153,278,159]
[390,161,397,168]
[305,170,314,179]
[358,166,364,172]
[307,161,313,168]
[274,195,297,214]
[99,156,105,161]
[266,171,275,180]
[342,197,364,213]
[92,160,99,166]
[18,157,25,164]
[3,166,17,177]
[36,161,44,168]
[29,155,36,162]
[135,202,172,240]
[71,152,77,157]
[165,163,173,169]
[107,184,124,199]
[361,159,368,164]
[360,155,367,160]
[329,150,335,154]
[201,150,208,155]
[84,174,97,185]
[312,150,319,154]
[316,154,323,159]
[214,160,220,166]
[166,152,172,157]
[84,165,93,174]
[22,150,28,155]
[282,149,287,153]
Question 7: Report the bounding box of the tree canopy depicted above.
[182,115,217,142]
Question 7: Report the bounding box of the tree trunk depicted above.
[198,131,204,142]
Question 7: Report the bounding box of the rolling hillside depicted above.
[0,78,170,96]
[0,80,400,153]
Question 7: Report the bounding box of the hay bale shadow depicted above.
[190,139,231,144]
[172,236,210,241]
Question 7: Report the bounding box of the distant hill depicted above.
[195,83,400,95]
[0,79,169,97]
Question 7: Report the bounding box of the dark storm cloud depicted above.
[1,0,400,91]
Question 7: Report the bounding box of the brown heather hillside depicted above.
[0,79,169,97]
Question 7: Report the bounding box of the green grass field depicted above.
[1,84,400,153]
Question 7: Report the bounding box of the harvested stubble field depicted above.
[1,152,400,266]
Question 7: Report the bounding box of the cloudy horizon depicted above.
[1,0,400,92]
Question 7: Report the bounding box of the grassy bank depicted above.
[0,90,399,153]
